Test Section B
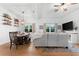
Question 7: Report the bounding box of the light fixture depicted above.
[53,3,77,12]
[20,11,25,25]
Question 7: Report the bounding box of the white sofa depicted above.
[33,33,70,48]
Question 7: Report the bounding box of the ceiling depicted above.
[0,3,79,20]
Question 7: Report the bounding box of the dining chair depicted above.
[9,32,18,49]
[24,34,31,44]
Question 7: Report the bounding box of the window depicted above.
[25,23,35,32]
[45,23,56,32]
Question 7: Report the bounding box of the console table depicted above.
[70,33,78,44]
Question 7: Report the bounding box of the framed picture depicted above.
[39,25,43,29]
[57,25,61,30]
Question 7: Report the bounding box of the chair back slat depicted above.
[9,32,14,42]
[9,32,18,42]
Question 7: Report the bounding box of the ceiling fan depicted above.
[54,3,65,7]
[53,3,77,12]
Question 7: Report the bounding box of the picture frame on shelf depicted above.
[3,13,12,20]
[3,21,12,26]
[2,18,12,26]
[14,18,19,27]
[2,13,12,26]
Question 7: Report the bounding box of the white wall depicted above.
[0,6,19,45]
[21,4,79,43]
[21,15,63,42]
[62,9,79,43]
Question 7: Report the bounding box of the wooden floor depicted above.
[0,43,79,56]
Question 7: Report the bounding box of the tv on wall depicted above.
[62,21,73,31]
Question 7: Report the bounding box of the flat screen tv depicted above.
[62,21,73,31]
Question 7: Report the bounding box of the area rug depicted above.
[70,48,79,52]
[43,47,70,52]
[43,47,79,52]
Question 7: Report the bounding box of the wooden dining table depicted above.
[16,33,30,45]
[17,32,29,37]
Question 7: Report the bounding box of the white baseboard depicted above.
[0,41,9,45]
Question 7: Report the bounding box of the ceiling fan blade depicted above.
[70,3,78,5]
[61,3,65,5]
[54,3,65,7]
[54,5,59,7]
